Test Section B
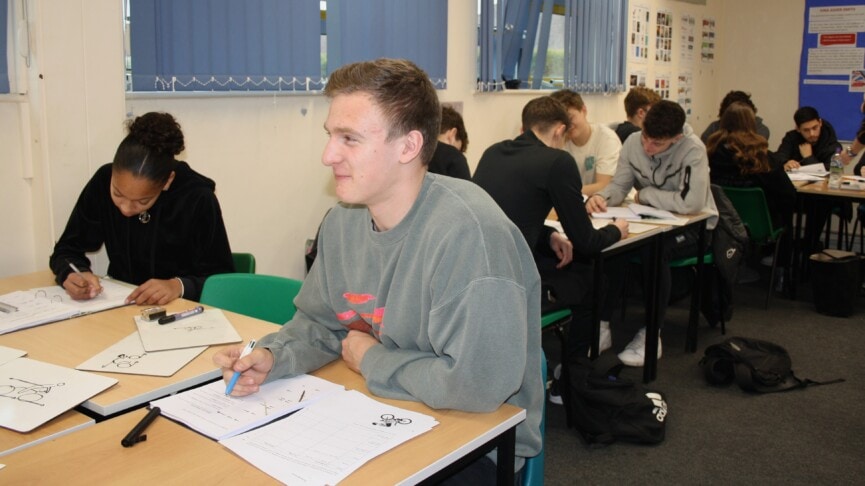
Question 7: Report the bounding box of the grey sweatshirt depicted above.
[258,173,544,463]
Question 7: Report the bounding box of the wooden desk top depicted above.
[0,271,280,416]
[0,360,525,485]
[795,179,865,199]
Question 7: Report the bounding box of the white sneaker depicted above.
[617,328,662,367]
[599,320,612,353]
[548,364,563,405]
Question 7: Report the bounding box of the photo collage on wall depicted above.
[630,6,650,63]
[701,17,716,63]
[656,10,673,63]
[679,13,696,64]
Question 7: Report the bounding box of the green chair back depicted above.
[231,252,256,273]
[200,273,302,325]
[721,187,784,244]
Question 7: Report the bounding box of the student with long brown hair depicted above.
[707,101,795,274]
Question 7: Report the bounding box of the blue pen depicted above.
[225,340,256,396]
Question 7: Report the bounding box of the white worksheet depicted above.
[0,358,117,432]
[76,333,207,377]
[221,389,438,485]
[0,346,26,366]
[152,374,345,440]
[0,279,133,335]
[135,309,242,351]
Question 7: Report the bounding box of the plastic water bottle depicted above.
[828,148,843,189]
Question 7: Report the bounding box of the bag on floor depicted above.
[700,336,844,393]
[561,355,667,447]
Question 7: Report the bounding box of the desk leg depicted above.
[791,195,804,300]
[495,427,516,486]
[590,257,603,359]
[643,236,661,384]
[687,220,707,353]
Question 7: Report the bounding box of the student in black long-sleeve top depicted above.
[49,112,234,305]
[707,102,796,271]
[775,107,846,256]
[473,96,628,388]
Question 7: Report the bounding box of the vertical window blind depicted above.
[1,0,9,94]
[478,0,627,93]
[128,0,448,92]
[129,0,322,92]
[325,0,447,88]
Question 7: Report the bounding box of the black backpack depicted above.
[561,355,667,447]
[700,336,844,393]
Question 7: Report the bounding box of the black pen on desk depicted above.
[158,305,204,324]
[0,301,17,313]
[121,406,160,447]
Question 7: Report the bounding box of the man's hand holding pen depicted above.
[213,345,275,397]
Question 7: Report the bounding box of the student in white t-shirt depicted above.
[551,89,622,196]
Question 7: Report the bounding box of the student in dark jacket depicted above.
[707,102,796,269]
[427,105,471,179]
[701,90,770,145]
[775,106,842,171]
[49,112,234,305]
[474,96,628,371]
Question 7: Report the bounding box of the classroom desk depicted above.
[0,359,526,485]
[590,213,712,383]
[551,211,711,383]
[0,409,94,457]
[791,179,865,298]
[0,271,279,416]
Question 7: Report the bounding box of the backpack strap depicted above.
[734,363,845,393]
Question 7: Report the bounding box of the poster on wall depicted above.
[700,17,716,63]
[630,5,651,63]
[655,10,673,64]
[679,13,696,64]
[677,72,694,118]
[629,70,647,88]
[799,1,865,139]
[654,73,671,100]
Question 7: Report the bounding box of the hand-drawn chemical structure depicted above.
[373,414,412,427]
[102,353,147,369]
[0,377,66,407]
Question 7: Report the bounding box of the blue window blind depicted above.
[129,0,322,92]
[0,0,9,94]
[478,0,627,93]
[326,0,447,88]
[564,0,627,93]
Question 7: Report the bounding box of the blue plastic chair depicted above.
[522,349,547,486]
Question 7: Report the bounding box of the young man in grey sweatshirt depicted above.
[586,100,718,367]
[213,59,543,484]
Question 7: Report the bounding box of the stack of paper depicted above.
[151,374,345,440]
[221,389,439,485]
[0,358,117,432]
[592,203,687,226]
[787,163,828,181]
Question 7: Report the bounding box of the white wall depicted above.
[0,0,805,280]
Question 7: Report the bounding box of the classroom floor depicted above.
[540,263,865,485]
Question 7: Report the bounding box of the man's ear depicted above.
[399,130,425,164]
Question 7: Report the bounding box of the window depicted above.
[126,0,447,93]
[478,0,627,93]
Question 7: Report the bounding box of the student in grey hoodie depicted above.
[587,100,718,367]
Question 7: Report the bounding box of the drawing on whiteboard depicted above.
[0,377,66,406]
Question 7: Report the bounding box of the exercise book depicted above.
[151,374,345,440]
[0,358,117,432]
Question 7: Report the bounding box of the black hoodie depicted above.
[49,162,234,301]
[775,119,842,170]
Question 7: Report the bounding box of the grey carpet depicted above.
[541,271,865,485]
